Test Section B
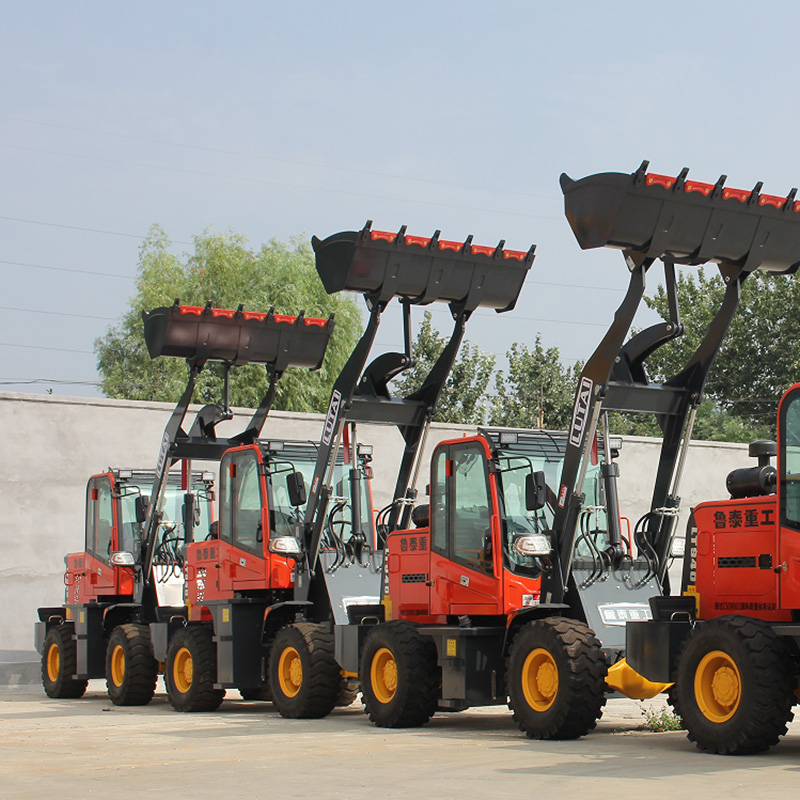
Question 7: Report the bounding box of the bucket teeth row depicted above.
[312,220,534,312]
[142,301,333,369]
[561,162,800,273]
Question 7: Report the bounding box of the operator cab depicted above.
[65,469,214,605]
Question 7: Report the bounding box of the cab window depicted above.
[451,445,493,574]
[87,476,114,561]
[220,450,264,554]
[782,390,800,530]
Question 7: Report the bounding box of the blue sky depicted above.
[2,1,798,396]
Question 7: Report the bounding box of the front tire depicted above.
[360,621,439,728]
[41,624,87,699]
[165,626,224,712]
[105,623,158,706]
[269,623,340,719]
[675,615,794,754]
[506,617,607,740]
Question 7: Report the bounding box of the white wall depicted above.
[0,392,752,652]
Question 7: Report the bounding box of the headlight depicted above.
[512,533,551,557]
[268,536,302,555]
[110,551,136,566]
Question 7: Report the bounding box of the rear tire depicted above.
[41,624,87,699]
[675,615,794,754]
[269,623,340,719]
[506,617,607,740]
[165,626,224,712]
[360,621,439,728]
[105,623,158,706]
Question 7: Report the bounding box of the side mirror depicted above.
[525,471,547,511]
[135,495,149,524]
[287,471,307,507]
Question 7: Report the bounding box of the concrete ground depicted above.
[2,682,800,799]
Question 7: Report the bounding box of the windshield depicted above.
[118,478,213,558]
[495,440,605,570]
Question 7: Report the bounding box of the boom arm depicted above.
[301,221,534,593]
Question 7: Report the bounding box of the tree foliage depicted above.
[95,226,362,412]
[391,311,496,425]
[490,336,581,430]
[640,267,800,441]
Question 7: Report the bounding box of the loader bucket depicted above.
[561,161,800,273]
[312,221,534,312]
[142,302,333,369]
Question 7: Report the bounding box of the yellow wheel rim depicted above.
[46,642,60,683]
[695,649,741,723]
[371,647,398,705]
[173,646,194,695]
[521,648,559,712]
[277,646,303,698]
[110,644,126,687]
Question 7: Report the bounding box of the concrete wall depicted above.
[0,392,752,652]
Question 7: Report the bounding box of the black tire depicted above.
[165,626,224,712]
[336,677,360,707]
[675,615,795,755]
[105,624,158,706]
[360,621,439,728]
[41,624,88,699]
[506,617,607,740]
[269,623,340,719]
[239,686,273,701]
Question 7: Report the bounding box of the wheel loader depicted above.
[35,302,334,706]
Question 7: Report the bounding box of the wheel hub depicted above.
[521,648,559,712]
[173,647,194,694]
[371,648,398,704]
[695,649,741,723]
[278,647,303,698]
[110,644,126,687]
[46,643,60,683]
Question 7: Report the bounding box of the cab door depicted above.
[778,385,800,609]
[218,447,269,593]
[429,439,503,616]
[82,475,118,600]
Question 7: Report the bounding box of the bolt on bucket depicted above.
[561,160,800,273]
[312,221,534,311]
[142,301,334,369]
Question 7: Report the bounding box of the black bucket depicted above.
[561,162,800,273]
[142,302,334,369]
[312,221,534,311]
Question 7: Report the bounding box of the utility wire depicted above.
[0,259,135,280]
[1,115,558,202]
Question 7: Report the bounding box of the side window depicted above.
[87,477,114,560]
[220,451,264,554]
[782,392,800,530]
[431,449,447,552]
[451,445,492,575]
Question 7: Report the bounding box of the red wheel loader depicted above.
[36,302,334,707]
[256,222,536,721]
[555,162,800,753]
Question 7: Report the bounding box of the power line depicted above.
[0,341,94,355]
[0,305,117,321]
[2,115,558,202]
[0,213,194,243]
[1,143,559,221]
[0,259,135,280]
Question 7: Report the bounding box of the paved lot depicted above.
[3,682,800,799]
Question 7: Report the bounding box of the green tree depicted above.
[641,267,800,441]
[95,226,362,412]
[391,311,496,424]
[490,337,581,430]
